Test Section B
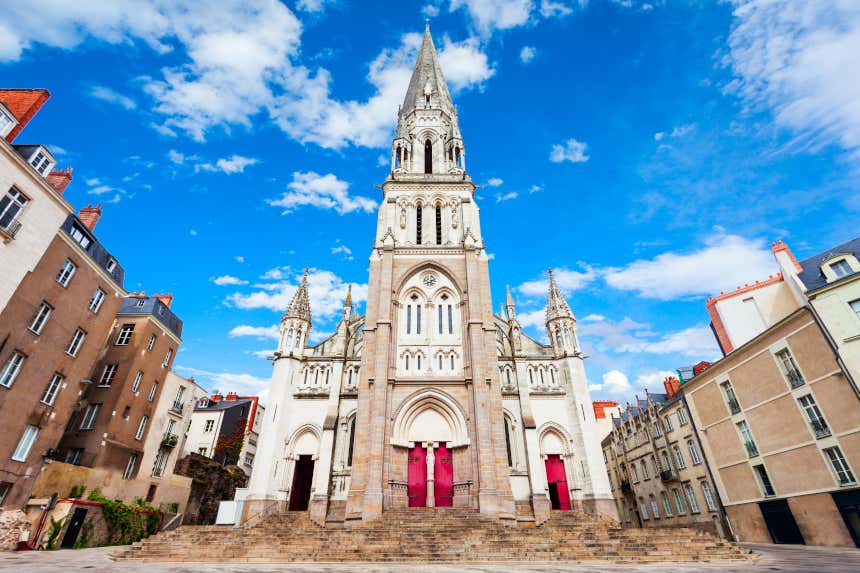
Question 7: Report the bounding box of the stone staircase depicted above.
[114,508,752,563]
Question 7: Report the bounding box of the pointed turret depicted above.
[342,284,354,323]
[545,269,580,356]
[278,269,311,354]
[401,23,455,117]
[284,268,312,322]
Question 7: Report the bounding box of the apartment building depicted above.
[184,393,264,476]
[601,377,728,537]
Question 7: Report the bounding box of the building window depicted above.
[688,441,702,465]
[673,488,685,514]
[684,483,700,513]
[28,302,53,335]
[152,451,168,477]
[65,448,84,466]
[775,348,805,388]
[830,259,853,278]
[204,420,215,432]
[641,459,649,480]
[404,355,410,370]
[115,324,135,345]
[737,420,759,457]
[244,453,255,467]
[450,354,455,370]
[650,496,660,519]
[123,453,137,480]
[631,463,639,482]
[720,380,741,415]
[98,364,118,387]
[753,464,775,497]
[0,186,29,234]
[0,352,26,387]
[148,382,158,402]
[29,149,53,175]
[106,258,117,273]
[131,370,143,393]
[347,418,356,467]
[796,394,831,439]
[162,348,173,368]
[677,408,688,425]
[662,491,674,517]
[80,404,101,430]
[198,447,208,456]
[639,497,649,520]
[122,406,130,419]
[851,299,860,320]
[146,333,156,350]
[56,259,77,287]
[824,447,856,486]
[135,298,146,308]
[69,224,91,249]
[673,445,686,469]
[88,288,106,313]
[172,386,185,412]
[435,205,442,245]
[11,425,40,462]
[135,415,148,440]
[664,415,673,431]
[41,373,64,406]
[653,421,663,437]
[438,304,443,334]
[701,480,718,511]
[65,328,86,357]
[406,304,412,334]
[416,205,423,243]
[424,140,432,174]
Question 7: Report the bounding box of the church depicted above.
[244,25,614,526]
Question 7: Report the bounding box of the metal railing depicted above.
[0,218,22,239]
[786,369,805,389]
[727,398,741,415]
[169,401,183,414]
[811,419,831,439]
[161,433,178,448]
[744,441,759,458]
[660,469,679,482]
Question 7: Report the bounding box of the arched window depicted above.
[295,329,302,348]
[550,368,556,385]
[424,140,432,173]
[417,354,422,370]
[314,369,319,385]
[286,327,294,348]
[528,369,534,386]
[416,205,423,243]
[539,368,545,385]
[416,304,422,334]
[455,147,461,167]
[325,369,330,386]
[563,328,571,348]
[405,355,410,370]
[555,331,563,349]
[448,304,453,333]
[435,205,442,245]
[406,303,412,334]
[438,355,443,370]
[438,304,443,334]
[347,418,356,467]
[504,420,513,467]
[450,354,455,370]
[347,368,353,386]
[506,369,512,386]
[303,369,308,385]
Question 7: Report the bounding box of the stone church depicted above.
[245,26,614,526]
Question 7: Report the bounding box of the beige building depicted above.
[602,377,728,537]
[183,392,264,476]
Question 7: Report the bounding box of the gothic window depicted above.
[295,329,302,349]
[563,328,571,349]
[555,330,563,349]
[550,368,556,385]
[347,368,353,386]
[438,304,443,334]
[438,355,443,370]
[416,303,422,334]
[504,420,513,467]
[448,304,453,333]
[424,140,432,173]
[455,147,461,167]
[407,303,412,334]
[405,355,410,370]
[325,369,330,386]
[528,368,534,386]
[286,328,293,348]
[416,206,423,243]
[450,354,455,370]
[435,205,442,245]
[506,369,512,386]
[303,369,308,385]
[314,369,319,385]
[347,418,356,467]
[417,354,422,370]
[539,368,545,385]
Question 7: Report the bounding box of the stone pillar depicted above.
[425,442,436,507]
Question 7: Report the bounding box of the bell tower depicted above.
[346,24,514,522]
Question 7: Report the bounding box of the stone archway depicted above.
[285,425,320,511]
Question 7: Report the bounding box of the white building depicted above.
[243,26,614,527]
[183,392,264,476]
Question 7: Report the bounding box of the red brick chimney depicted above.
[46,167,73,194]
[210,393,223,402]
[77,204,102,231]
[592,400,619,419]
[154,292,173,308]
[225,392,239,401]
[663,376,681,398]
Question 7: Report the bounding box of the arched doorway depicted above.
[287,427,320,511]
[540,426,572,510]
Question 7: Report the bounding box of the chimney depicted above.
[225,392,239,401]
[155,292,173,308]
[77,204,102,231]
[663,376,681,398]
[46,167,73,194]
[592,400,619,419]
[210,393,223,402]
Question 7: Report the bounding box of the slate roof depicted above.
[195,398,254,412]
[797,236,860,292]
[117,296,183,339]
[60,214,124,287]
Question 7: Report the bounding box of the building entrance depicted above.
[434,444,453,507]
[408,445,427,507]
[288,455,314,511]
[544,454,571,510]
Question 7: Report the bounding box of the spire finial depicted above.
[425,19,430,32]
[284,267,312,324]
[545,267,574,323]
[344,284,353,307]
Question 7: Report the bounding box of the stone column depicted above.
[425,442,436,507]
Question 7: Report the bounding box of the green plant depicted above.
[68,485,86,498]
[74,520,93,549]
[166,502,179,514]
[84,490,163,546]
[44,518,64,550]
[85,487,102,501]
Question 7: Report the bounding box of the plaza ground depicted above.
[1,544,859,573]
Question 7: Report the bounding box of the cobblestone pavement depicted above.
[0,543,858,572]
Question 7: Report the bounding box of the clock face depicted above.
[422,273,437,287]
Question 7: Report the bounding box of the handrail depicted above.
[240,499,280,529]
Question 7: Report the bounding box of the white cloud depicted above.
[437,36,495,91]
[235,256,245,263]
[549,138,590,163]
[726,0,860,165]
[582,313,605,322]
[267,171,376,215]
[228,324,279,340]
[517,266,596,297]
[633,370,680,395]
[615,326,720,358]
[487,177,504,186]
[89,85,136,110]
[261,266,290,280]
[603,233,775,300]
[197,155,258,174]
[297,0,333,12]
[189,229,198,236]
[516,308,546,329]
[167,149,186,164]
[450,0,534,35]
[331,243,354,260]
[519,45,537,63]
[85,178,101,186]
[211,274,248,286]
[529,184,543,193]
[539,1,573,18]
[377,154,389,167]
[422,4,441,17]
[495,191,518,202]
[654,123,696,141]
[589,370,633,397]
[174,365,270,400]
[227,268,367,325]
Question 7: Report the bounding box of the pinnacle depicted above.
[284,268,312,323]
[545,268,574,322]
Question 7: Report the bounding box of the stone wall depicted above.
[0,509,30,551]
[174,454,247,524]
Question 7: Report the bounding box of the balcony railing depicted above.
[0,218,22,240]
[169,401,183,414]
[660,469,679,482]
[744,441,759,458]
[620,480,632,493]
[786,370,805,389]
[727,398,741,415]
[811,419,831,439]
[161,433,178,449]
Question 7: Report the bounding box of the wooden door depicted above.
[544,454,571,510]
[288,455,314,511]
[407,444,427,507]
[434,444,453,507]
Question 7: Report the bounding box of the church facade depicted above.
[245,26,614,526]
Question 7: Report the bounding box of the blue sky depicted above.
[2,1,858,402]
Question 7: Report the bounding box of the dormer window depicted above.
[28,147,55,177]
[106,258,117,273]
[69,224,92,250]
[830,259,852,278]
[0,104,17,139]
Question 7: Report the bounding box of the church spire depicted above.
[284,268,312,323]
[401,24,454,117]
[545,269,573,322]
[545,269,580,356]
[505,285,516,319]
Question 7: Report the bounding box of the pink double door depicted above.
[407,444,453,507]
[544,454,571,510]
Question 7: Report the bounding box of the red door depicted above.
[407,444,427,507]
[434,444,453,507]
[544,454,571,510]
